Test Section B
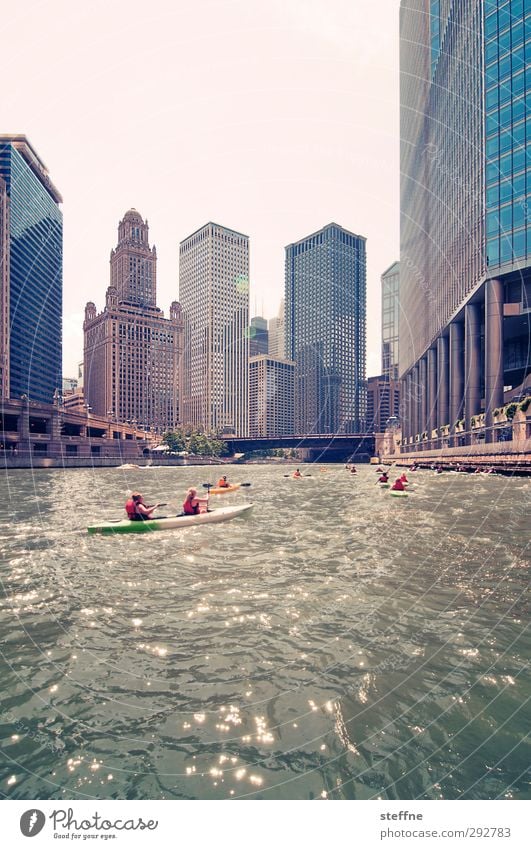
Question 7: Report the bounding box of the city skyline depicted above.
[0,0,400,380]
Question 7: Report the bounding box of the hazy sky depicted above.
[2,0,400,378]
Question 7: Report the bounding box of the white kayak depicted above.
[88,503,253,534]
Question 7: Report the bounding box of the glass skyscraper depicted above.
[399,0,531,451]
[285,223,366,434]
[381,261,400,380]
[0,136,63,404]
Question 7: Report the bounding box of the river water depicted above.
[0,464,529,800]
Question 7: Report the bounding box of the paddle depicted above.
[202,482,251,487]
[107,503,168,523]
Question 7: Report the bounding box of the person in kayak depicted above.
[400,472,409,483]
[391,477,406,492]
[377,472,389,483]
[293,468,302,478]
[217,475,230,488]
[182,487,209,515]
[125,492,161,521]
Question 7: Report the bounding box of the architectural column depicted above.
[419,357,427,444]
[405,371,415,451]
[465,302,481,442]
[427,347,437,446]
[401,376,408,448]
[412,363,420,450]
[19,396,31,453]
[484,278,504,443]
[437,335,449,443]
[50,408,62,458]
[449,321,464,447]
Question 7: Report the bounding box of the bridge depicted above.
[225,433,375,462]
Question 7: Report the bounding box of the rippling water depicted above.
[0,464,529,800]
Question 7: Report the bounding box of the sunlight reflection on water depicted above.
[0,465,529,800]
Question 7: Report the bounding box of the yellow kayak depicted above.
[209,483,241,495]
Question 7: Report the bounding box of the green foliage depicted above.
[161,429,186,453]
[505,403,518,420]
[161,428,229,457]
[519,397,531,413]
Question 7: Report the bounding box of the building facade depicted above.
[400,0,531,451]
[286,223,366,434]
[381,261,400,380]
[179,222,249,436]
[249,355,295,437]
[249,316,269,356]
[0,176,8,400]
[0,135,62,404]
[366,374,401,434]
[84,210,183,431]
[268,299,286,360]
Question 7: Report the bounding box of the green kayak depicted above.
[88,503,253,535]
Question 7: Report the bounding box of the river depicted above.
[0,464,529,800]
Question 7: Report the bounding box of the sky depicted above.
[1,0,400,379]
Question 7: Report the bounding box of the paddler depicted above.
[391,477,406,492]
[293,468,302,478]
[125,491,161,521]
[400,472,409,483]
[182,487,209,515]
[377,472,389,483]
[217,475,230,488]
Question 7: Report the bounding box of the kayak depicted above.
[88,503,253,535]
[378,482,390,488]
[209,483,241,495]
[390,489,408,497]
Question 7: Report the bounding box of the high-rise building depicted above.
[0,176,9,400]
[0,135,62,403]
[249,316,269,356]
[381,261,400,380]
[366,374,401,433]
[400,1,531,451]
[268,299,286,360]
[285,223,366,434]
[179,222,249,436]
[249,354,295,437]
[84,210,183,431]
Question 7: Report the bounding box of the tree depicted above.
[162,430,186,453]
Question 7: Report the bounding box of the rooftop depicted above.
[0,134,63,203]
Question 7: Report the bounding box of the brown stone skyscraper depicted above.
[84,209,183,431]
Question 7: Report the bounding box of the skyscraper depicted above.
[0,176,9,400]
[0,135,62,403]
[249,354,295,437]
[84,210,183,431]
[381,261,400,380]
[179,222,249,436]
[249,316,269,356]
[400,1,531,451]
[268,299,286,360]
[285,223,366,434]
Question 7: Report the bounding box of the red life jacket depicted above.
[183,498,199,515]
[392,479,405,491]
[125,498,137,519]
